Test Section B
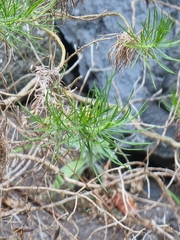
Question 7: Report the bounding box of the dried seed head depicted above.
[56,0,83,15]
[108,32,137,72]
[0,133,8,178]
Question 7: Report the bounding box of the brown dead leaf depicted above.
[113,191,137,215]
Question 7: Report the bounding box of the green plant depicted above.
[160,88,180,122]
[20,78,149,187]
[0,0,58,48]
[109,9,180,85]
[168,189,180,205]
[170,89,180,117]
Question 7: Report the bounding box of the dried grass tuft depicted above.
[108,32,137,73]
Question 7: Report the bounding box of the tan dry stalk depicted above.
[0,133,8,178]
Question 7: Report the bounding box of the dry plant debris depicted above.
[108,32,137,72]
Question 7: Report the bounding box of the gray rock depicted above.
[59,0,180,162]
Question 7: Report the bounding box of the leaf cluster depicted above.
[110,9,180,85]
[135,9,180,73]
[0,0,57,48]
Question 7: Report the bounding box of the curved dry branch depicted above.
[58,11,131,30]
[3,76,38,106]
[37,25,66,71]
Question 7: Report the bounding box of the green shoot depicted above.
[168,189,180,205]
[109,9,180,86]
[0,0,57,48]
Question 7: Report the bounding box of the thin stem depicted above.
[37,24,66,71]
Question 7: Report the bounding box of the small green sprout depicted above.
[109,9,180,86]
